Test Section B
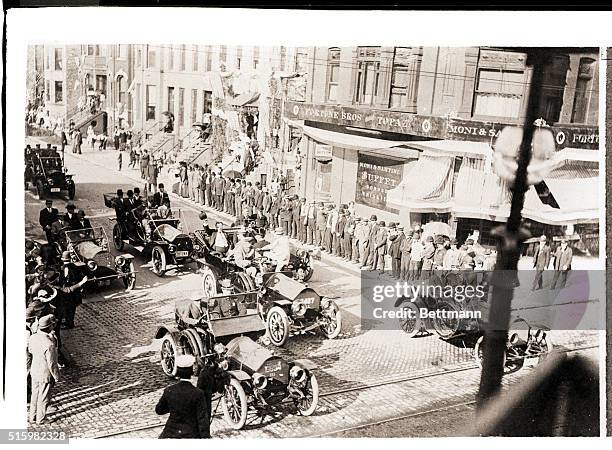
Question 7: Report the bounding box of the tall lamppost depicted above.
[477,50,556,410]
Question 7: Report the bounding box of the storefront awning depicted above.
[406,139,494,159]
[302,125,419,157]
[228,92,260,107]
[387,155,454,211]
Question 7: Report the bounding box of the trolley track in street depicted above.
[95,343,597,439]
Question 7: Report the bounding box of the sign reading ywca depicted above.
[356,153,404,213]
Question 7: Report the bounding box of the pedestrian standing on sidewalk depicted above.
[117,151,122,171]
[113,126,120,150]
[73,129,82,154]
[234,179,243,219]
[314,202,326,248]
[129,146,136,168]
[334,209,346,257]
[305,201,316,245]
[389,225,404,278]
[551,238,573,289]
[60,128,68,154]
[361,216,377,269]
[28,314,61,425]
[351,217,362,263]
[531,235,551,291]
[140,150,150,180]
[147,160,159,194]
[421,236,436,280]
[373,221,388,273]
[399,230,413,281]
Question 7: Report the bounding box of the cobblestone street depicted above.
[23,142,599,438]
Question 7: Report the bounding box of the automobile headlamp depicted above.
[47,178,54,185]
[213,343,226,354]
[115,256,125,266]
[291,300,307,317]
[296,249,306,258]
[252,372,268,390]
[168,244,176,254]
[289,366,306,383]
[321,297,332,310]
[194,244,201,251]
[87,260,98,271]
[218,359,229,370]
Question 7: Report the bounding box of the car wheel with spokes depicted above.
[432,300,462,339]
[319,301,342,339]
[294,372,319,416]
[201,267,218,297]
[221,378,248,430]
[160,333,179,378]
[398,301,422,338]
[122,261,136,290]
[113,223,124,251]
[151,246,166,277]
[267,306,290,347]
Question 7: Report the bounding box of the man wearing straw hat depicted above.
[261,227,291,272]
[28,314,61,425]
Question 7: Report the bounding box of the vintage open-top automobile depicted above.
[24,145,75,200]
[64,227,137,290]
[155,291,319,429]
[104,193,196,276]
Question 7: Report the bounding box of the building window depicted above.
[192,45,198,71]
[96,75,107,95]
[146,85,157,121]
[202,90,212,115]
[389,47,421,111]
[571,57,596,124]
[326,48,340,102]
[180,45,186,71]
[178,88,185,126]
[205,46,212,71]
[219,45,227,69]
[87,45,99,56]
[295,48,308,72]
[354,47,381,106]
[118,44,128,59]
[191,89,198,124]
[167,87,175,116]
[54,81,63,103]
[136,48,142,67]
[168,45,174,70]
[54,48,62,70]
[539,55,569,124]
[117,75,126,104]
[236,46,242,70]
[472,69,524,119]
[280,46,286,71]
[253,46,260,69]
[147,46,156,68]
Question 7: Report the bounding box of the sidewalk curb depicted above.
[61,148,364,277]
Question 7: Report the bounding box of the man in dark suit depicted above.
[531,235,551,291]
[74,210,92,230]
[64,204,79,230]
[155,355,211,439]
[153,183,171,209]
[551,239,573,290]
[39,200,59,243]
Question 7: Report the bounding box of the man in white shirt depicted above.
[261,227,291,272]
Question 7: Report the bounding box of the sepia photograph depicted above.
[3,8,609,445]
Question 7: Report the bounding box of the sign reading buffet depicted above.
[284,101,599,150]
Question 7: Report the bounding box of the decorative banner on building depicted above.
[356,153,404,213]
[284,101,599,151]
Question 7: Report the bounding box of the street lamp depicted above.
[477,51,556,414]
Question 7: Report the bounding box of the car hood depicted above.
[226,336,276,373]
[156,224,189,243]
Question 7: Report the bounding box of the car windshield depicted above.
[65,227,105,244]
[155,223,181,241]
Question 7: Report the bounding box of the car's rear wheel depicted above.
[398,301,422,338]
[36,181,45,200]
[113,223,124,251]
[122,261,136,290]
[201,266,218,297]
[432,300,462,339]
[222,378,248,430]
[151,246,166,277]
[160,333,179,378]
[294,372,319,416]
[474,335,524,375]
[267,306,290,347]
[320,301,342,339]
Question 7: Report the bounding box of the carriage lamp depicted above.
[291,300,307,317]
[168,244,176,254]
[321,297,332,310]
[47,178,54,185]
[115,255,125,267]
[289,366,307,383]
[213,343,226,354]
[193,244,201,252]
[493,123,555,186]
[252,373,268,389]
[87,260,98,272]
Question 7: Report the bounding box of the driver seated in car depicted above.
[231,234,257,278]
[174,291,205,326]
[208,279,247,318]
[260,227,291,272]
